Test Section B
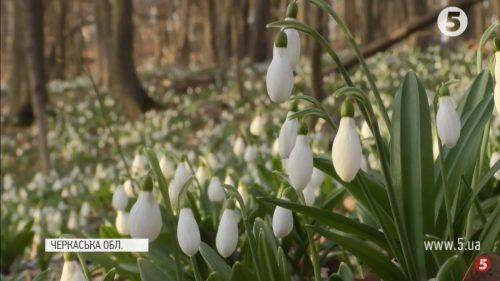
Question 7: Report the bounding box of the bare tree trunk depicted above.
[153,1,166,66]
[54,0,67,79]
[23,0,51,173]
[250,0,270,62]
[176,0,191,68]
[363,0,374,43]
[408,0,430,48]
[230,0,243,96]
[311,5,325,101]
[202,0,218,65]
[95,0,112,87]
[108,0,160,119]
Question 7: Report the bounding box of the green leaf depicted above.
[231,262,256,281]
[277,247,291,281]
[258,197,389,252]
[435,255,466,281]
[256,229,280,281]
[478,198,500,254]
[207,272,225,281]
[320,187,346,210]
[138,258,172,281]
[337,262,354,281]
[32,269,51,281]
[102,268,116,281]
[199,242,232,281]
[309,226,406,281]
[145,149,174,219]
[391,72,433,278]
[458,70,493,116]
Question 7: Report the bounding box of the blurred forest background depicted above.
[0,0,498,173]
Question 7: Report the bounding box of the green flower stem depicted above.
[297,192,322,281]
[307,0,390,131]
[476,22,499,73]
[436,142,455,242]
[190,256,203,281]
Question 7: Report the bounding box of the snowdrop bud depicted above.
[112,186,129,211]
[244,145,258,163]
[131,153,148,177]
[233,137,245,156]
[266,31,294,103]
[123,179,137,198]
[436,90,460,148]
[177,208,201,256]
[279,112,299,159]
[287,124,313,191]
[272,138,280,156]
[332,100,362,182]
[272,197,294,238]
[195,165,209,186]
[208,177,225,203]
[250,115,265,136]
[159,156,175,179]
[309,167,325,188]
[169,163,193,207]
[60,254,86,281]
[495,39,500,82]
[490,152,500,180]
[128,177,162,241]
[285,28,300,70]
[303,183,316,206]
[216,206,239,257]
[115,211,130,235]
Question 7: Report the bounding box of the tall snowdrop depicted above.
[159,156,175,180]
[60,253,86,281]
[495,38,500,114]
[115,211,130,235]
[284,2,300,69]
[266,31,294,103]
[208,177,225,203]
[279,105,299,159]
[332,100,362,182]
[436,86,460,148]
[303,168,325,206]
[272,197,294,238]
[112,185,128,211]
[233,137,245,156]
[287,123,313,191]
[250,114,265,136]
[177,208,201,256]
[169,162,193,207]
[216,200,239,257]
[131,153,148,177]
[128,176,162,241]
[195,164,209,186]
[490,152,500,180]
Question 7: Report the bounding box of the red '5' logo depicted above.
[475,256,491,273]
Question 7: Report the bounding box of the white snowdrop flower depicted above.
[244,145,258,163]
[266,31,294,103]
[169,163,193,207]
[233,137,245,156]
[177,208,201,256]
[494,84,500,115]
[272,197,294,238]
[272,138,280,156]
[279,111,299,159]
[208,177,225,203]
[159,156,175,179]
[287,124,313,191]
[131,153,148,177]
[283,2,300,69]
[115,211,130,235]
[67,211,78,230]
[490,152,500,180]
[303,184,316,206]
[250,114,265,136]
[128,177,162,241]
[309,167,325,188]
[360,121,372,140]
[123,179,137,198]
[332,100,362,182]
[216,207,239,258]
[436,88,460,148]
[60,255,86,281]
[195,165,209,186]
[360,154,369,172]
[112,185,129,211]
[496,45,500,83]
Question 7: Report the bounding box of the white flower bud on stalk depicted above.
[436,87,460,148]
[272,197,294,238]
[128,176,162,241]
[279,111,299,159]
[195,165,209,186]
[131,153,148,177]
[216,205,239,258]
[208,177,226,203]
[60,254,86,281]
[177,208,201,256]
[332,100,362,182]
[116,211,130,235]
[233,137,245,156]
[283,2,300,69]
[112,185,129,211]
[250,115,265,136]
[287,123,313,191]
[123,179,137,198]
[159,156,175,179]
[244,145,258,163]
[169,163,193,207]
[490,152,500,180]
[266,31,294,103]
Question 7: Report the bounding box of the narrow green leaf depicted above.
[478,198,500,254]
[458,70,493,116]
[102,268,116,281]
[207,272,225,281]
[138,258,172,281]
[32,269,50,281]
[230,262,256,281]
[309,226,407,281]
[277,247,291,281]
[337,262,354,281]
[199,242,232,281]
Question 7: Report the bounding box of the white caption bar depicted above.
[45,239,149,252]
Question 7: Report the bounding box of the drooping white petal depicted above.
[169,163,193,207]
[287,135,313,191]
[159,156,175,179]
[128,191,162,241]
[278,112,299,159]
[60,261,86,281]
[272,197,294,238]
[112,186,129,211]
[332,117,362,182]
[208,177,225,203]
[216,209,239,257]
[123,179,137,198]
[266,48,294,103]
[115,211,130,235]
[285,28,300,70]
[233,137,245,156]
[436,96,461,148]
[490,152,500,180]
[177,208,201,256]
[131,154,148,177]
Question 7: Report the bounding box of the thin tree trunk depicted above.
[109,0,159,118]
[311,5,325,101]
[55,0,67,79]
[409,0,430,48]
[202,0,218,65]
[363,0,374,43]
[23,0,51,173]
[250,0,270,62]
[95,0,112,87]
[176,0,190,68]
[230,0,243,96]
